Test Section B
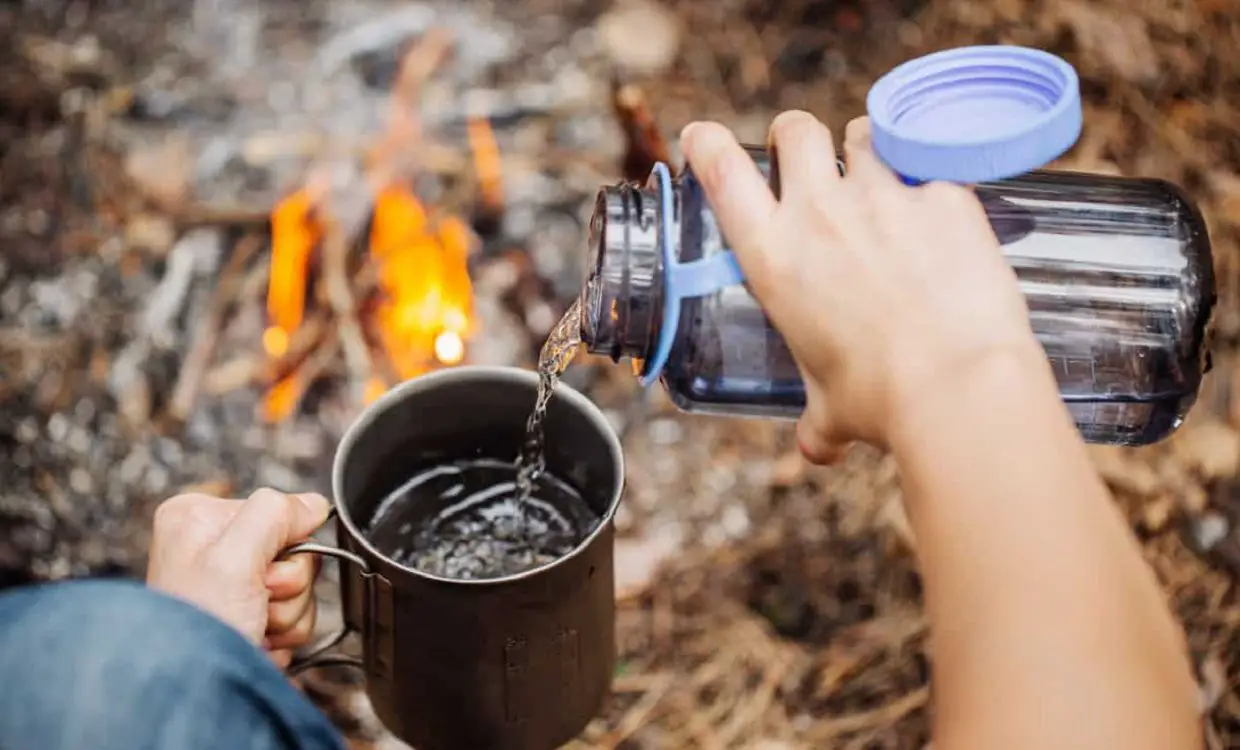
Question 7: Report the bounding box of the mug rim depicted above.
[330,365,625,585]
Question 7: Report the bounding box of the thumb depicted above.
[223,489,332,569]
[680,122,779,292]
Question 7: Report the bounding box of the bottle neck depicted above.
[579,183,663,364]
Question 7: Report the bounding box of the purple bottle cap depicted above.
[866,45,1083,183]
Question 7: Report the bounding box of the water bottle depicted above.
[576,46,1216,446]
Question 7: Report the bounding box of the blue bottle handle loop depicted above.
[638,162,746,387]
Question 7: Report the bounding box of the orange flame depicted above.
[262,190,321,421]
[260,50,497,419]
[261,181,477,418]
[367,183,474,393]
[262,176,479,417]
[265,189,320,355]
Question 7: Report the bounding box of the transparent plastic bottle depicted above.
[578,148,1216,446]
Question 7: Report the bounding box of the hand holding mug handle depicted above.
[277,507,371,675]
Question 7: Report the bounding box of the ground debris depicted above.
[1056,1,1160,85]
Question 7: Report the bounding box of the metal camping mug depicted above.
[279,366,624,750]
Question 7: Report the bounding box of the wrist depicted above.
[885,334,1057,455]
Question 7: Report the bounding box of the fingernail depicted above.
[294,492,331,515]
[249,487,286,504]
[682,123,731,163]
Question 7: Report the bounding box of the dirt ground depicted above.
[3,0,1240,748]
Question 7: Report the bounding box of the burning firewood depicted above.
[256,179,476,421]
[246,27,482,422]
[611,78,672,181]
[466,115,505,237]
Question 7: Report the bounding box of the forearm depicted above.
[890,344,1199,750]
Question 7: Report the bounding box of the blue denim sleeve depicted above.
[0,579,346,750]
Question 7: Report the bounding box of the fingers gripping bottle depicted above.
[577,46,1215,447]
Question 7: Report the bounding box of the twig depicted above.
[201,356,257,397]
[142,228,220,344]
[1119,85,1213,173]
[805,686,929,743]
[282,329,344,419]
[167,234,262,421]
[0,328,76,354]
[691,647,746,729]
[664,693,725,749]
[259,310,334,386]
[202,311,329,396]
[320,217,375,404]
[714,646,793,746]
[202,261,380,396]
[174,204,271,229]
[266,314,332,383]
[596,673,674,748]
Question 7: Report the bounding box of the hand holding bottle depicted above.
[680,112,1044,460]
[684,110,1200,750]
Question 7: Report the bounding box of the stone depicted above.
[124,135,194,209]
[596,0,681,75]
[123,214,177,255]
[1190,512,1230,553]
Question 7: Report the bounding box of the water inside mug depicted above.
[361,456,602,581]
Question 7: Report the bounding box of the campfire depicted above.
[260,177,477,422]
[244,42,664,425]
[139,26,667,433]
[253,31,492,423]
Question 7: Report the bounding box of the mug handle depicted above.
[276,509,371,676]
